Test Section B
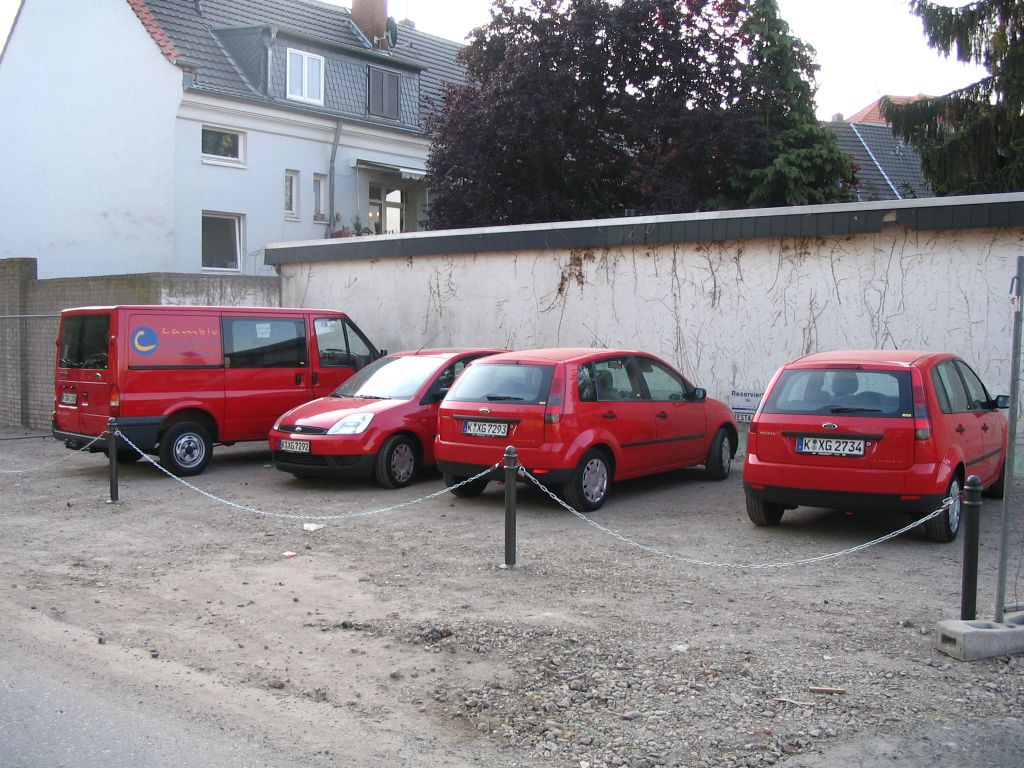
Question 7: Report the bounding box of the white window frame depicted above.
[201,125,246,167]
[287,48,325,105]
[201,212,243,272]
[313,173,328,222]
[284,170,300,219]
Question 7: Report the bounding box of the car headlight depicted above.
[273,414,286,431]
[327,412,374,435]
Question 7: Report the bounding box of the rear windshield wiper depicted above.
[485,394,525,401]
[830,406,882,413]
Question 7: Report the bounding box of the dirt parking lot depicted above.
[1,427,1022,767]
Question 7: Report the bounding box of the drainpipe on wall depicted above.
[326,119,343,238]
[262,26,278,95]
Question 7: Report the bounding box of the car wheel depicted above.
[444,472,489,498]
[564,449,611,512]
[158,421,212,477]
[375,435,419,489]
[985,461,1006,499]
[924,476,962,543]
[746,494,784,526]
[705,427,732,481]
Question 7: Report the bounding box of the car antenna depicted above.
[416,330,442,353]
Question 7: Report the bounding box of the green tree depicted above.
[717,0,855,207]
[883,0,1024,194]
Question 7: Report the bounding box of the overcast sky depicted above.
[0,0,987,120]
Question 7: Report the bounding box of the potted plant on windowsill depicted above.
[330,213,352,238]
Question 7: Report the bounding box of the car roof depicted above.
[786,350,951,368]
[471,347,646,365]
[390,348,505,360]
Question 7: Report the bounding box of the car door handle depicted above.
[312,371,319,386]
[602,412,617,420]
[956,425,965,434]
[295,373,303,385]
[982,423,990,432]
[656,411,669,420]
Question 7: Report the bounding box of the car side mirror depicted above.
[995,394,1010,409]
[692,387,706,402]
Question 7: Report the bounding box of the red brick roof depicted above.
[126,0,183,65]
[846,95,930,125]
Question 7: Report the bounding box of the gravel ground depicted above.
[1,427,1022,767]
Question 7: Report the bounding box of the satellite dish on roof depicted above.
[386,16,399,47]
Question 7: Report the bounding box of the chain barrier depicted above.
[0,434,106,474]
[516,467,950,570]
[116,430,499,522]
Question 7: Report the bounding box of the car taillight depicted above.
[109,384,120,417]
[911,368,930,440]
[545,366,565,426]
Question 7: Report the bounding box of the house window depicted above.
[202,213,241,270]
[368,67,399,119]
[287,49,324,104]
[313,174,327,222]
[284,170,299,219]
[201,126,244,165]
[368,185,405,234]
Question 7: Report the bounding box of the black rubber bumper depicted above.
[743,482,947,514]
[272,451,376,478]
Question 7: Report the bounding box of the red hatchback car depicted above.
[269,349,503,487]
[743,350,1009,542]
[435,348,739,510]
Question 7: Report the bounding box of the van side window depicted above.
[314,317,355,368]
[223,318,308,368]
[343,319,377,370]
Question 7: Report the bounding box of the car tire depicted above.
[375,435,419,489]
[705,427,733,481]
[563,449,611,512]
[746,494,784,526]
[158,421,212,477]
[444,472,489,498]
[924,476,962,543]
[984,461,1006,499]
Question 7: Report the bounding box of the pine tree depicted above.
[883,0,1024,194]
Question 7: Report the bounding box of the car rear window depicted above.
[446,363,555,405]
[762,368,913,417]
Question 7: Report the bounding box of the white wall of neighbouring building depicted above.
[0,0,182,278]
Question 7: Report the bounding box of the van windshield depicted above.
[59,314,111,369]
[447,363,554,404]
[762,368,913,417]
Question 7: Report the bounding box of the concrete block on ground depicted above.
[934,611,1024,661]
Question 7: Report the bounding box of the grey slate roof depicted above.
[142,0,466,129]
[827,120,933,201]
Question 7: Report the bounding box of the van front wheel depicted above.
[159,422,212,476]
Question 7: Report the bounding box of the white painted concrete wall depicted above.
[0,0,182,278]
[278,226,1022,404]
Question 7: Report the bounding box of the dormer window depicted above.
[368,67,399,119]
[287,49,324,105]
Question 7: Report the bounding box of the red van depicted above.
[52,305,380,475]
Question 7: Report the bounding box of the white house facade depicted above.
[0,0,462,279]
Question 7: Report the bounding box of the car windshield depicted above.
[447,363,554,405]
[332,355,440,400]
[762,368,912,417]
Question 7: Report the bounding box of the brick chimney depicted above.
[351,0,388,49]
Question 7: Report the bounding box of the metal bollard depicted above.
[960,474,982,620]
[106,416,119,503]
[502,445,518,569]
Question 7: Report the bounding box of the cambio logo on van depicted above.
[131,327,159,356]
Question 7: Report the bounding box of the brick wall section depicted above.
[0,259,280,431]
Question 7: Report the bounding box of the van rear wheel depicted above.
[159,421,212,477]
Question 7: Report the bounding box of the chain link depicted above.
[516,467,950,569]
[116,430,499,522]
[0,434,106,474]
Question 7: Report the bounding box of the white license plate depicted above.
[61,392,78,405]
[797,437,865,456]
[279,439,310,453]
[462,421,509,438]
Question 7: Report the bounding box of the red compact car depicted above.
[743,350,1009,542]
[435,348,739,510]
[269,349,503,487]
